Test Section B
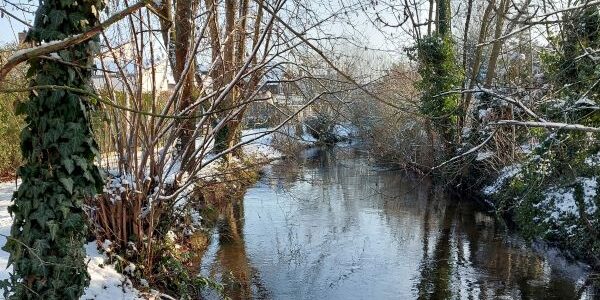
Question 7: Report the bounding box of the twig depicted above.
[432,129,498,170]
[0,7,32,28]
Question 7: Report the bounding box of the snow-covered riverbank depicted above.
[0,128,282,299]
[0,180,145,299]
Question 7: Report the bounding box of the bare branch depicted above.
[0,0,153,81]
[492,120,600,132]
[433,129,499,170]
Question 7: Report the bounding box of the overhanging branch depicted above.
[492,120,600,133]
[0,0,153,82]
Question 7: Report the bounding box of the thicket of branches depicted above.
[1,0,600,296]
[0,0,376,297]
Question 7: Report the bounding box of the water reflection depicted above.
[199,147,598,299]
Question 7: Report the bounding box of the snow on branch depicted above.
[492,120,600,133]
[467,88,547,122]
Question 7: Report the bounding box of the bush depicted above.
[489,131,600,266]
[0,45,26,178]
[0,92,23,177]
[305,115,338,144]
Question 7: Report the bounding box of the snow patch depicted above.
[81,243,142,299]
[584,152,600,167]
[574,97,596,107]
[0,182,143,299]
[580,177,598,215]
[476,150,494,161]
[544,186,578,220]
[478,108,492,120]
[241,128,283,160]
[483,164,522,195]
[332,123,357,140]
[538,177,598,224]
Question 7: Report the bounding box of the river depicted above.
[198,146,597,299]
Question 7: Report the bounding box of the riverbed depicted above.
[199,146,597,299]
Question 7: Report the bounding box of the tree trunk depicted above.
[428,0,434,35]
[213,0,238,156]
[457,0,474,137]
[228,0,251,157]
[173,0,198,169]
[4,0,104,297]
[484,0,509,87]
[462,0,496,128]
[436,0,451,36]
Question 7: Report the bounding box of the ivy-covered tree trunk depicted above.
[436,0,451,36]
[415,0,463,157]
[2,0,104,298]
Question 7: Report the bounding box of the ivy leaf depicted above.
[59,177,74,194]
[31,208,49,227]
[47,221,59,241]
[13,100,27,116]
[48,10,66,25]
[63,158,75,174]
[67,68,76,82]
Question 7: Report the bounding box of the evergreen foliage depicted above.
[414,34,464,151]
[2,0,105,298]
[544,6,600,114]
[492,5,600,266]
[407,0,463,153]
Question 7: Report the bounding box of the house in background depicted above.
[92,42,175,93]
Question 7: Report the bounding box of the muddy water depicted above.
[199,147,597,299]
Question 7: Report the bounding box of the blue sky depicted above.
[0,16,29,45]
[0,0,405,76]
[0,1,400,48]
[0,0,33,45]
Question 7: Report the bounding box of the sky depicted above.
[0,0,33,45]
[0,0,403,54]
[0,14,29,44]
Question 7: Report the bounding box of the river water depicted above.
[199,146,597,299]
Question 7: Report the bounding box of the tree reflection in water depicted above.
[198,147,597,299]
[202,198,270,300]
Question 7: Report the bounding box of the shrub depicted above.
[0,91,23,177]
[0,45,26,177]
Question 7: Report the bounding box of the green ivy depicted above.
[493,133,600,263]
[488,4,600,267]
[413,34,464,151]
[2,0,105,298]
[541,5,600,126]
